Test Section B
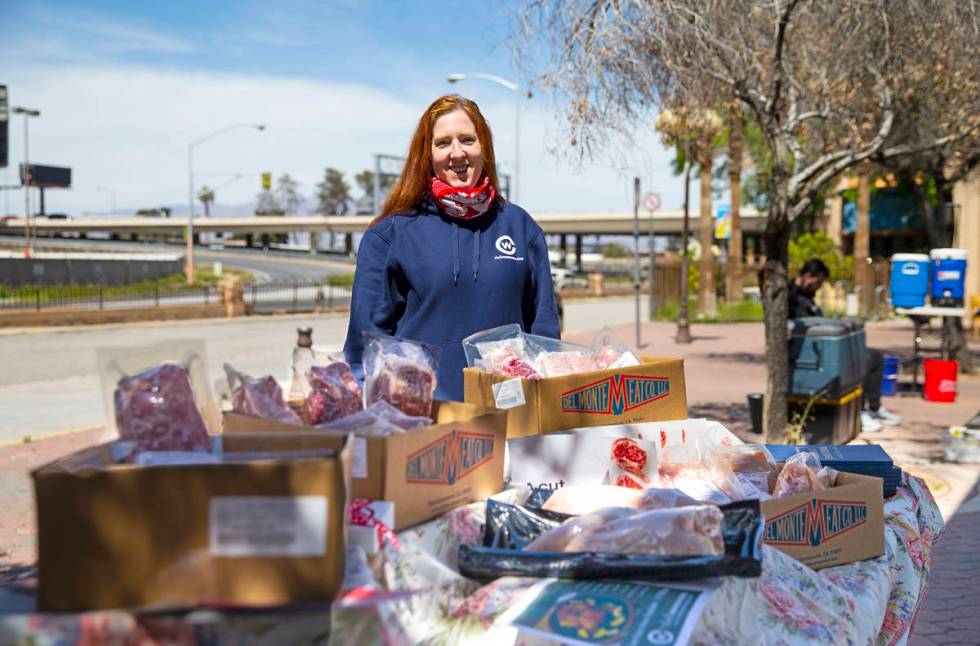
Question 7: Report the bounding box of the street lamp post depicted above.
[447,73,520,203]
[186,123,265,284]
[96,186,116,215]
[12,106,40,257]
[676,138,693,344]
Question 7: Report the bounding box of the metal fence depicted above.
[0,280,352,314]
[244,281,352,314]
[0,284,220,311]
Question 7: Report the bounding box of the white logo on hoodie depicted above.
[494,235,524,261]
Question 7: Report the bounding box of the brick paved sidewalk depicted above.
[909,494,980,646]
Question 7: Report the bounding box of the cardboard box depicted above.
[760,472,884,569]
[463,356,687,438]
[223,401,508,530]
[33,432,353,612]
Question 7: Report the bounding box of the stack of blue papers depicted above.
[766,444,901,498]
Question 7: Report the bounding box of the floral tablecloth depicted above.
[0,474,942,646]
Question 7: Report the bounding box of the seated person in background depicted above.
[789,259,901,433]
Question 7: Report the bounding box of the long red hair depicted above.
[375,95,502,224]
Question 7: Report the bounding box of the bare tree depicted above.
[276,174,304,215]
[522,0,980,440]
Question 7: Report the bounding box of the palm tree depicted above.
[197,185,215,218]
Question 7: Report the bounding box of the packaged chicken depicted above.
[224,364,302,425]
[772,451,838,497]
[305,362,363,425]
[526,505,725,556]
[363,332,440,418]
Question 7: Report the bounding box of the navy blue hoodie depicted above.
[343,197,560,401]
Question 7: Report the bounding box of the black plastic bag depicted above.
[460,496,763,582]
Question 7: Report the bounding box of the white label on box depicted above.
[133,451,222,466]
[493,378,526,409]
[209,496,327,557]
[351,437,368,479]
[608,351,641,369]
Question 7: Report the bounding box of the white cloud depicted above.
[2,62,696,218]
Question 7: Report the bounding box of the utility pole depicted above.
[676,139,693,344]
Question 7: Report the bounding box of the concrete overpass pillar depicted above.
[575,234,583,273]
[309,231,319,254]
[559,234,568,267]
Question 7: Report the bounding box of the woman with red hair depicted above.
[343,95,560,401]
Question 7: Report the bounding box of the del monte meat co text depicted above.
[765,500,869,547]
[405,430,495,485]
[560,375,671,415]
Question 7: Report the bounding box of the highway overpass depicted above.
[0,208,766,237]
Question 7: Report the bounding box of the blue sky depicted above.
[1,1,681,216]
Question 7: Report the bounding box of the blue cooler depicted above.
[890,253,930,308]
[930,248,968,306]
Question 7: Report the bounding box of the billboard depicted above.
[20,164,72,188]
[715,204,732,240]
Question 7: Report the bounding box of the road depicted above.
[0,237,354,282]
[0,297,640,444]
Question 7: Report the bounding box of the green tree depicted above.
[316,167,351,215]
[788,232,854,284]
[254,190,282,216]
[601,242,630,258]
[276,174,304,215]
[197,185,215,217]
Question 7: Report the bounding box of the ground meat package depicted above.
[223,363,302,425]
[458,493,763,582]
[362,332,440,418]
[97,341,220,455]
[305,361,363,425]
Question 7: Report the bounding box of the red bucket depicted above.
[923,359,958,402]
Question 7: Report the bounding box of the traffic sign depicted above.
[643,192,661,212]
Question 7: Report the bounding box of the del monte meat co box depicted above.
[224,401,507,530]
[463,356,687,437]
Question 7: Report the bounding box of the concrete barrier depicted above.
[0,251,184,286]
[0,303,228,329]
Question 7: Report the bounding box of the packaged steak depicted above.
[658,445,752,504]
[362,332,440,418]
[524,333,595,377]
[305,362,363,425]
[463,324,542,380]
[527,505,725,556]
[224,363,302,425]
[98,341,218,456]
[772,451,838,497]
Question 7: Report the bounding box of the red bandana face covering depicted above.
[430,176,496,220]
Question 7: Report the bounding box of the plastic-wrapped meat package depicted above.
[535,351,595,377]
[363,332,440,419]
[362,400,432,430]
[224,364,301,425]
[305,362,363,425]
[316,408,403,437]
[527,506,725,556]
[659,462,733,504]
[114,361,211,453]
[539,485,646,515]
[772,452,838,497]
[478,340,542,380]
[605,436,659,488]
[710,444,777,499]
[590,326,641,370]
[638,488,701,509]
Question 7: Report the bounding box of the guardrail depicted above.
[0,281,352,315]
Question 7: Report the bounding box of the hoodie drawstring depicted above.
[473,229,480,282]
[452,222,460,285]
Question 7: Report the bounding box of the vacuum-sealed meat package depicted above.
[459,495,764,582]
[539,485,646,515]
[315,401,432,437]
[772,451,838,497]
[305,362,363,425]
[98,341,218,456]
[463,324,542,380]
[710,444,777,499]
[527,505,725,556]
[363,332,440,418]
[224,364,301,425]
[590,326,640,370]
